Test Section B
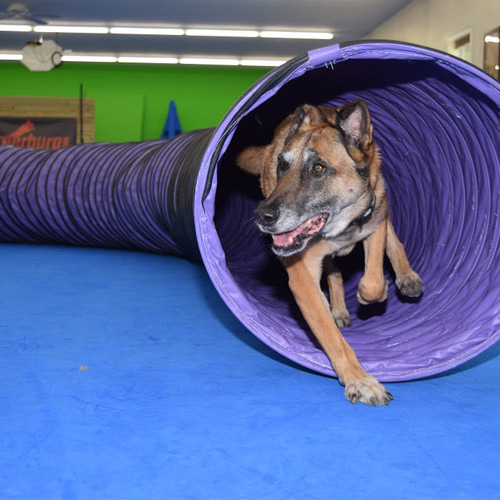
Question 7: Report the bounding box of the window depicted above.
[447,29,472,62]
[484,27,500,80]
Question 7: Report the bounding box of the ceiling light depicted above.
[240,59,287,67]
[179,57,240,66]
[485,35,500,43]
[61,54,117,63]
[34,26,109,34]
[23,24,334,40]
[110,27,184,36]
[185,28,259,38]
[0,53,23,60]
[0,50,290,67]
[118,56,179,64]
[0,24,32,32]
[260,30,333,40]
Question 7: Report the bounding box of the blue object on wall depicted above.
[161,100,182,140]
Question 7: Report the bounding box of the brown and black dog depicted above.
[237,100,423,405]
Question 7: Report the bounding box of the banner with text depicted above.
[0,117,77,150]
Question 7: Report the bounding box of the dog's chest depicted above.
[328,222,378,257]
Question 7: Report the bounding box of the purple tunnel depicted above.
[1,41,500,381]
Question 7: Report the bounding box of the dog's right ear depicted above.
[235,106,307,179]
[237,105,321,197]
[283,104,324,141]
[236,145,270,176]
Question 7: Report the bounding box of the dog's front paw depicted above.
[344,376,393,406]
[396,271,423,298]
[333,312,351,328]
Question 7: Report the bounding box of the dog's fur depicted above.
[237,100,423,405]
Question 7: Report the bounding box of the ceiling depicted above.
[0,0,412,62]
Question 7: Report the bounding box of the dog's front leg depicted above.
[386,220,423,297]
[285,252,393,405]
[357,218,388,304]
[324,258,350,327]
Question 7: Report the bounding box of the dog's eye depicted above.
[312,164,325,174]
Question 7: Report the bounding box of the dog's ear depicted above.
[318,105,338,127]
[337,100,374,151]
[279,104,325,144]
[258,107,314,197]
[236,145,270,176]
[280,106,307,144]
[235,104,310,177]
[237,105,323,196]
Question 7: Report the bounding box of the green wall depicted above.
[0,62,268,142]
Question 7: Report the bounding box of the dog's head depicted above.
[237,100,382,257]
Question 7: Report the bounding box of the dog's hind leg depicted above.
[386,219,423,298]
[285,249,393,405]
[324,258,350,327]
[357,218,389,305]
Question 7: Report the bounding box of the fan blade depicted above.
[23,14,48,24]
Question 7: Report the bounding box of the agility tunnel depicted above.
[1,41,499,382]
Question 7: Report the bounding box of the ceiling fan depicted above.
[0,2,59,25]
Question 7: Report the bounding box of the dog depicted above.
[236,100,423,405]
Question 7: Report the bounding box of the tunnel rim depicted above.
[194,40,500,381]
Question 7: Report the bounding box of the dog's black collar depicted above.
[349,192,376,230]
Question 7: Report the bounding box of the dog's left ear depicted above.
[337,100,374,151]
[236,145,270,176]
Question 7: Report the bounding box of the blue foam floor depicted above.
[1,244,499,500]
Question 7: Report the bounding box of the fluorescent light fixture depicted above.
[0,24,32,32]
[260,30,333,40]
[25,24,333,40]
[110,27,184,36]
[0,53,23,60]
[61,54,117,63]
[240,58,287,67]
[485,35,500,43]
[118,56,179,64]
[0,48,289,68]
[34,25,109,34]
[185,28,259,38]
[180,57,240,66]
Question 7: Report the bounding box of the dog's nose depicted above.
[255,206,279,227]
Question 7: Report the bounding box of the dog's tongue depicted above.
[272,213,325,247]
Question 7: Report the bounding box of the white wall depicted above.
[365,0,500,68]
